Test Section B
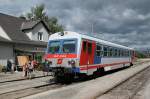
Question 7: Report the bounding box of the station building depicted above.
[0,13,50,66]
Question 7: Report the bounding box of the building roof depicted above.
[21,20,40,30]
[0,36,10,42]
[0,13,49,46]
[21,20,50,32]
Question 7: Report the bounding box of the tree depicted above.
[22,4,64,34]
[19,15,26,20]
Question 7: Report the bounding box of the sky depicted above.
[0,0,150,49]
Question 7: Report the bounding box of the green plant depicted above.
[0,65,3,72]
[36,63,43,71]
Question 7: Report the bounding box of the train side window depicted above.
[109,48,113,57]
[123,50,126,56]
[96,44,102,57]
[107,47,110,57]
[115,49,118,56]
[129,51,131,56]
[104,46,108,56]
[118,49,121,57]
[127,50,129,56]
[83,41,87,51]
[121,50,124,56]
[88,43,92,54]
[126,50,128,56]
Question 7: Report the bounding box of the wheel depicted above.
[55,74,73,84]
[79,73,88,81]
[93,68,104,78]
[55,75,63,83]
[130,62,133,66]
[64,73,73,84]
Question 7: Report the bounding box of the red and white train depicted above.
[45,31,135,82]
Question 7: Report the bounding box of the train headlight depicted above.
[68,60,75,66]
[71,60,75,64]
[68,61,71,65]
[49,61,52,65]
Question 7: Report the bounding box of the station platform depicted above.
[0,71,51,83]
[21,60,150,99]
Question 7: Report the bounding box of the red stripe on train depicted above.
[45,54,77,58]
[80,61,130,70]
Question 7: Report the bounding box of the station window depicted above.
[38,32,43,41]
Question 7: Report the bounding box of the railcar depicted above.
[44,31,135,83]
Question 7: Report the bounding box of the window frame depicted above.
[38,32,43,41]
[103,46,108,57]
[62,40,77,54]
[96,44,103,57]
[48,40,61,54]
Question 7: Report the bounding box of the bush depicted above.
[0,65,3,72]
[36,63,43,71]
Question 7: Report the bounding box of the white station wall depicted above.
[32,23,49,42]
[0,44,14,66]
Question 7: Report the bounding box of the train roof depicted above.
[49,31,134,50]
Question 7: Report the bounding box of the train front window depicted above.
[48,41,60,54]
[63,40,76,53]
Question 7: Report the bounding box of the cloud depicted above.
[0,0,150,49]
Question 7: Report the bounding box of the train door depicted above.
[80,40,88,67]
[80,40,96,74]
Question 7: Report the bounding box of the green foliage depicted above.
[136,51,147,58]
[22,4,64,34]
[0,65,3,72]
[19,15,26,20]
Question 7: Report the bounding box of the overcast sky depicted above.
[0,0,150,49]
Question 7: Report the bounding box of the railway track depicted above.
[97,62,150,99]
[0,79,65,99]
